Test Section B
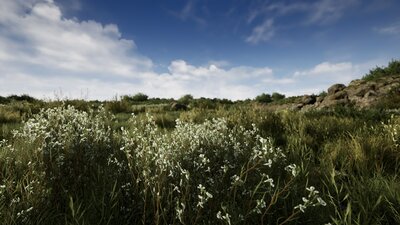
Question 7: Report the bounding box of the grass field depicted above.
[0,98,399,225]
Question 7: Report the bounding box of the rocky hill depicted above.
[293,75,400,110]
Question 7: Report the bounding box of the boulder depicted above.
[316,96,325,103]
[364,90,377,98]
[348,79,366,87]
[291,103,304,110]
[332,90,348,100]
[301,95,316,105]
[328,84,346,95]
[171,103,188,111]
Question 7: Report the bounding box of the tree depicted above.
[271,92,285,101]
[130,92,148,102]
[255,93,272,103]
[178,94,194,105]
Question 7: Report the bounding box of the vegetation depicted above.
[0,94,399,224]
[177,94,193,105]
[271,92,286,102]
[123,92,149,102]
[363,59,400,81]
[255,93,272,104]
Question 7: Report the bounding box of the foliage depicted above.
[105,99,132,114]
[178,94,194,105]
[362,59,400,81]
[0,106,332,224]
[255,93,272,104]
[271,92,286,101]
[0,92,400,224]
[123,92,149,102]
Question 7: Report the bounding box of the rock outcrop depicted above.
[292,75,400,110]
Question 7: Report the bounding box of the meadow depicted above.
[0,95,399,225]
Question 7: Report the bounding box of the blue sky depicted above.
[0,0,399,100]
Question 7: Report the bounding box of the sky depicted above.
[0,0,399,100]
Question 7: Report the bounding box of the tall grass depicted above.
[0,104,399,224]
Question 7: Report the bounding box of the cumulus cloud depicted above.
[158,60,279,99]
[0,0,153,77]
[0,0,374,100]
[0,0,152,99]
[284,61,373,95]
[0,0,293,100]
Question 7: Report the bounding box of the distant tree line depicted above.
[254,92,286,104]
[0,94,39,104]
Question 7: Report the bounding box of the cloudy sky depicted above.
[0,0,399,100]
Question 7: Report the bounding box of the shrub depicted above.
[178,94,194,105]
[271,92,285,101]
[105,99,131,113]
[7,94,38,103]
[362,59,400,81]
[4,106,127,224]
[130,92,149,102]
[255,93,272,104]
[120,114,327,224]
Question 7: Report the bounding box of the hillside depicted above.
[294,75,400,110]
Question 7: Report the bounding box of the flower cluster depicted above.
[294,186,327,213]
[384,115,400,148]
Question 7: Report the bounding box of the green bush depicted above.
[363,60,400,81]
[271,92,285,101]
[178,94,194,105]
[1,106,128,224]
[105,99,131,113]
[255,93,272,104]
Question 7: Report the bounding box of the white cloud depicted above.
[376,21,400,35]
[307,0,358,25]
[246,0,358,44]
[0,0,296,100]
[245,19,275,44]
[0,0,379,101]
[285,61,377,95]
[0,0,153,78]
[158,60,279,99]
[172,0,206,26]
[294,62,354,77]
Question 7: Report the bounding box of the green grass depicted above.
[0,100,399,224]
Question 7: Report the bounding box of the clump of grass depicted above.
[105,99,132,114]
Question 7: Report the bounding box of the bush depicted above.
[130,92,149,102]
[2,106,128,224]
[105,99,131,113]
[120,115,327,224]
[271,92,285,101]
[255,93,272,104]
[178,94,194,105]
[7,94,38,103]
[363,59,400,81]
